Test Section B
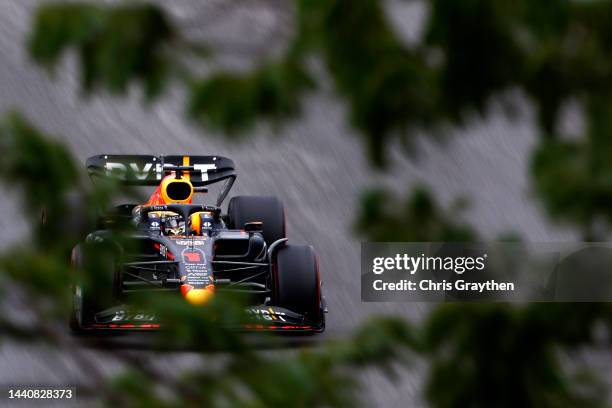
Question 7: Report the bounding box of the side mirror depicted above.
[244,221,263,232]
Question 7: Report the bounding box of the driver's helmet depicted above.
[160,213,185,236]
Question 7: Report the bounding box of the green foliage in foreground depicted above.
[356,187,475,242]
[423,303,611,408]
[10,0,612,406]
[29,3,177,99]
[532,98,612,239]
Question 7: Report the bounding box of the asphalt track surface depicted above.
[0,1,579,407]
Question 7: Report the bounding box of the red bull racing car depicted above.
[70,155,326,333]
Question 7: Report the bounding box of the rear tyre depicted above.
[273,245,321,325]
[228,196,286,245]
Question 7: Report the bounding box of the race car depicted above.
[69,155,326,333]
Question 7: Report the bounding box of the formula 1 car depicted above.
[70,155,326,333]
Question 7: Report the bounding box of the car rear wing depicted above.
[86,155,236,205]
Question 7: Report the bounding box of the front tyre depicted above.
[69,245,93,333]
[273,245,322,328]
[69,243,118,333]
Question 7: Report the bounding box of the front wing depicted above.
[86,305,324,333]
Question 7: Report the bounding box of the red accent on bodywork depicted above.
[242,324,313,331]
[183,252,201,262]
[181,284,194,297]
[92,323,160,329]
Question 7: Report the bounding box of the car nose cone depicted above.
[181,284,215,305]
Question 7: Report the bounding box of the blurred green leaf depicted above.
[29,3,177,99]
[189,55,314,134]
[356,186,476,241]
